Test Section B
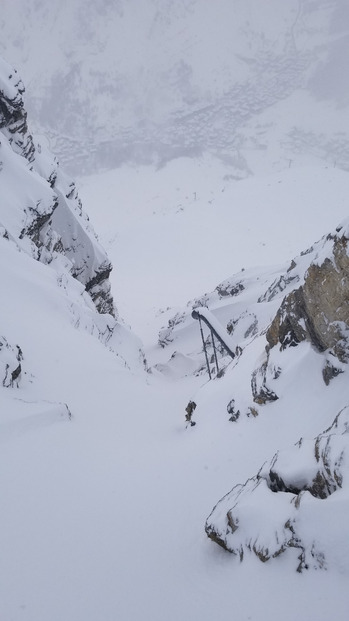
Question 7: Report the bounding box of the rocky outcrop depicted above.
[206,406,349,571]
[0,336,23,388]
[266,229,349,362]
[249,226,349,404]
[0,57,115,317]
[0,59,35,162]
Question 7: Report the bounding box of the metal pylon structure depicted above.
[191,307,235,379]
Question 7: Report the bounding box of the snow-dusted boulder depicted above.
[266,224,349,361]
[0,58,35,162]
[0,57,114,316]
[205,406,349,571]
[253,221,349,405]
[0,336,22,388]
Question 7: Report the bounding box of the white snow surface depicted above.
[1,3,349,617]
[1,154,348,619]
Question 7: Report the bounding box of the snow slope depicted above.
[1,4,349,618]
[4,155,347,620]
[1,224,349,621]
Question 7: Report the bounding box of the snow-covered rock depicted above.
[0,336,22,388]
[0,57,114,316]
[266,224,349,362]
[205,406,349,572]
[0,56,145,396]
[254,221,349,404]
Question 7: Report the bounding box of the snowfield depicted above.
[1,2,349,619]
[1,156,349,620]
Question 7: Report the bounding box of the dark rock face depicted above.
[84,263,114,316]
[227,398,240,422]
[267,233,349,362]
[0,337,23,388]
[0,63,35,163]
[266,288,309,351]
[0,58,115,317]
[322,354,345,386]
[249,228,349,404]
